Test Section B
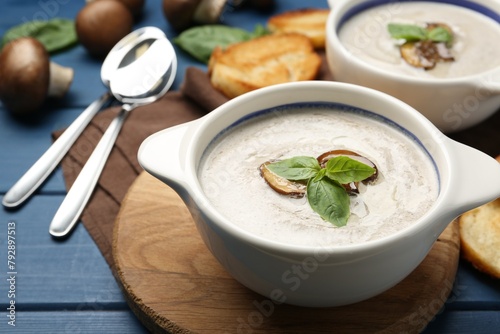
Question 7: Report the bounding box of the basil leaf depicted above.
[427,26,452,43]
[174,25,257,63]
[307,177,350,227]
[313,168,326,182]
[325,156,375,184]
[1,18,77,54]
[387,23,427,41]
[267,156,320,181]
[251,24,269,38]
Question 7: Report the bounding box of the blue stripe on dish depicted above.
[339,0,500,30]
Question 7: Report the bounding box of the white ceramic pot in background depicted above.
[138,81,500,307]
[326,0,500,133]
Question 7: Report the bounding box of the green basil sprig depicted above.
[266,156,376,227]
[1,18,77,54]
[174,24,268,63]
[387,23,453,44]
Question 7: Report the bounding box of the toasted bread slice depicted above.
[267,8,330,49]
[458,155,500,278]
[208,33,321,99]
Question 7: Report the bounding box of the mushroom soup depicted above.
[198,104,439,247]
[338,1,500,78]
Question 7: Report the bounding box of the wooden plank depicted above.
[0,196,126,305]
[0,309,497,333]
[18,310,496,334]
[0,105,84,192]
[453,262,500,306]
[424,311,500,333]
[0,310,148,333]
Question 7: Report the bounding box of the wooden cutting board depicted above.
[113,171,460,334]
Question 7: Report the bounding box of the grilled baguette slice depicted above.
[458,155,500,278]
[208,33,321,99]
[267,8,330,49]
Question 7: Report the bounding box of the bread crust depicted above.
[208,33,321,99]
[267,8,330,49]
[458,155,500,278]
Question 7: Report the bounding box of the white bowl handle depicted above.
[480,68,500,95]
[446,138,500,214]
[138,121,193,191]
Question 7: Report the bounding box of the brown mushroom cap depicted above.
[163,0,203,32]
[162,0,228,32]
[0,37,74,117]
[0,37,50,116]
[86,0,145,17]
[76,0,134,58]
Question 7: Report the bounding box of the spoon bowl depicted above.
[49,35,177,238]
[110,37,177,104]
[101,26,166,88]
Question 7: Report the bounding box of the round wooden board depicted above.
[113,171,460,334]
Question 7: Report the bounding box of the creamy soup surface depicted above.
[198,105,439,247]
[338,2,500,78]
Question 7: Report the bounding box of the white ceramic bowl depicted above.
[325,0,500,133]
[138,81,500,307]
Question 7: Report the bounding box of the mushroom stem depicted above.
[193,0,227,24]
[48,62,74,98]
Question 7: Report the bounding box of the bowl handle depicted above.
[476,67,500,96]
[138,121,193,191]
[446,138,500,214]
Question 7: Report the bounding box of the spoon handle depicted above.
[2,92,113,208]
[49,105,132,238]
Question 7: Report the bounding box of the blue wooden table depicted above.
[1,0,499,333]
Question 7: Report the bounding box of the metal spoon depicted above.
[49,36,177,238]
[2,26,166,208]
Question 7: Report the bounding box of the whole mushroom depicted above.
[162,0,229,32]
[76,0,134,58]
[0,37,73,117]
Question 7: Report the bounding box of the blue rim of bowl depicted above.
[198,99,443,252]
[206,101,438,186]
[339,0,500,27]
